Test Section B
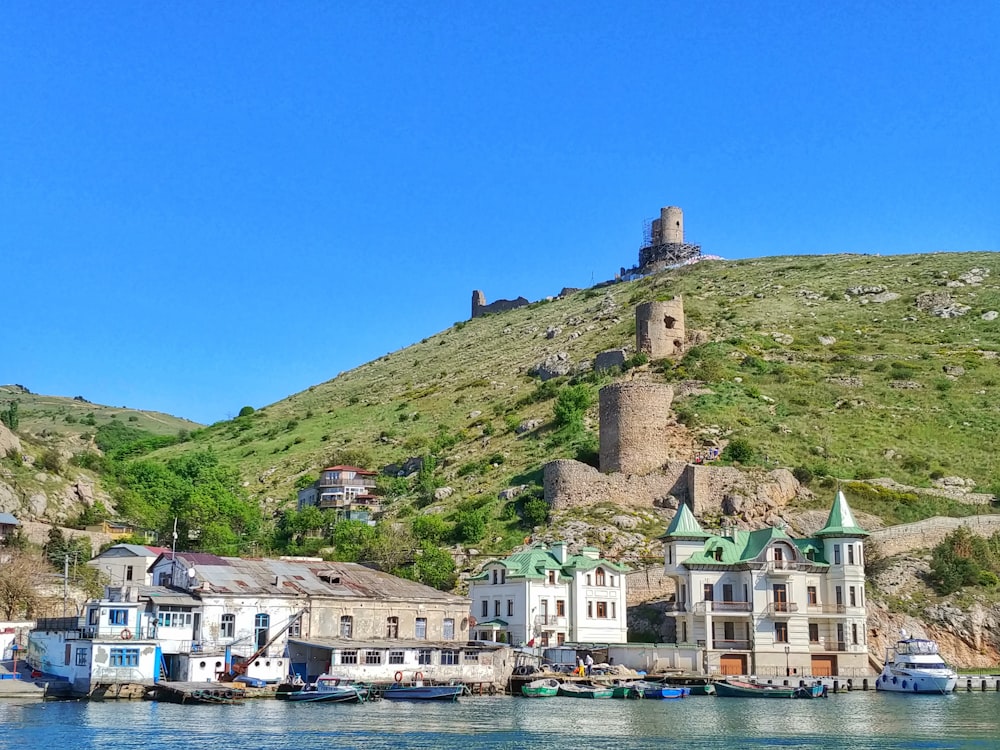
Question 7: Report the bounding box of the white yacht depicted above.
[876,632,958,694]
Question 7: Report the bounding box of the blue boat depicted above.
[382,683,464,701]
[642,684,690,699]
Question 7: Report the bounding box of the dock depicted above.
[145,681,246,704]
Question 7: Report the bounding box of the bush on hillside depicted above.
[928,527,1000,595]
[722,438,754,464]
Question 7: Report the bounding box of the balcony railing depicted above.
[766,602,799,615]
[693,601,752,614]
[806,604,848,614]
[712,639,751,651]
[662,602,687,613]
[809,638,848,652]
[534,615,568,628]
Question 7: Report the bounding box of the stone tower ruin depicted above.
[599,382,674,474]
[652,206,684,245]
[638,206,701,272]
[636,298,686,359]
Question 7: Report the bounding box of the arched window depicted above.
[254,613,270,650]
[595,568,606,586]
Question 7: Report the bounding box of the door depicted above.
[719,654,747,675]
[811,655,836,677]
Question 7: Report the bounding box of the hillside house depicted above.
[661,490,869,677]
[297,465,381,523]
[468,542,630,647]
[86,543,169,587]
[0,512,20,543]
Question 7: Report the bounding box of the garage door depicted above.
[719,654,747,675]
[811,655,837,677]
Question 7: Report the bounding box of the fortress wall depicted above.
[599,382,675,474]
[625,565,676,606]
[471,290,530,318]
[869,515,1000,557]
[544,459,688,512]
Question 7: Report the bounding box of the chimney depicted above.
[551,541,568,564]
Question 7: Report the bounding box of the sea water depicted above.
[1,691,999,750]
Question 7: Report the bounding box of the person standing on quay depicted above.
[585,653,594,676]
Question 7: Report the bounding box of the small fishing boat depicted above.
[714,679,823,698]
[280,674,369,703]
[558,681,613,699]
[641,683,690,699]
[876,632,958,694]
[382,682,464,701]
[611,681,644,699]
[521,678,560,697]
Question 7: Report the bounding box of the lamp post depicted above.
[784,645,791,677]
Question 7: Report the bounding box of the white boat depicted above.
[876,633,957,694]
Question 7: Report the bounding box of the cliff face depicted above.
[867,600,1000,669]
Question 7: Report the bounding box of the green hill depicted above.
[148,251,999,529]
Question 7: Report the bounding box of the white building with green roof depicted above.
[468,542,629,647]
[661,490,869,678]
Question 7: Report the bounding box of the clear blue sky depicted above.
[2,2,997,425]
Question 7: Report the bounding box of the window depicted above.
[548,570,556,585]
[809,623,819,643]
[386,617,399,639]
[507,600,514,617]
[440,649,459,665]
[807,586,817,606]
[443,618,455,640]
[610,576,615,587]
[611,602,616,618]
[492,569,498,584]
[418,649,432,665]
[108,609,129,626]
[481,600,488,617]
[254,613,270,650]
[76,648,89,666]
[596,568,606,586]
[494,600,500,617]
[667,546,673,565]
[364,650,382,665]
[852,623,859,645]
[837,623,845,647]
[713,548,723,561]
[586,574,591,586]
[774,547,783,561]
[125,565,134,582]
[340,615,353,639]
[587,601,593,618]
[556,600,565,617]
[722,583,734,602]
[109,647,139,667]
[289,617,301,637]
[834,545,842,565]
[703,584,714,602]
[723,621,735,640]
[500,569,506,584]
[835,586,843,606]
[389,651,404,664]
[89,608,99,626]
[415,618,427,639]
[464,650,479,662]
[221,614,235,639]
[596,602,608,618]
[849,587,857,607]
[775,622,789,643]
[157,607,193,628]
[848,545,855,565]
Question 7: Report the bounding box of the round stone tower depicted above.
[658,206,684,245]
[636,298,686,359]
[599,382,675,474]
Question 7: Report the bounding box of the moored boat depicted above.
[558,681,614,699]
[280,674,369,703]
[521,678,560,697]
[714,679,823,698]
[876,633,958,694]
[382,682,464,701]
[642,683,690,699]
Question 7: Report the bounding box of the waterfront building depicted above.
[468,542,629,647]
[296,465,381,523]
[661,490,869,677]
[86,543,169,587]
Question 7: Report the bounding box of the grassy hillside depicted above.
[0,384,201,440]
[143,251,999,536]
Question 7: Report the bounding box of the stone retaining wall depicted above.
[869,515,1000,556]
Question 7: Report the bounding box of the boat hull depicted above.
[714,680,820,698]
[522,679,560,698]
[876,670,957,694]
[382,685,463,701]
[558,683,613,699]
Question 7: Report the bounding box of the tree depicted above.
[722,438,755,464]
[238,406,255,417]
[413,543,457,590]
[521,497,550,528]
[553,385,593,433]
[929,527,996,595]
[1,400,18,430]
[452,511,486,544]
[411,514,449,543]
[0,549,50,618]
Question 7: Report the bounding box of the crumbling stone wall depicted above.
[636,299,686,359]
[870,515,1000,557]
[544,458,688,511]
[599,382,675,474]
[625,565,676,606]
[471,289,530,318]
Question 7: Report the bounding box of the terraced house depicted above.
[661,490,869,677]
[468,542,629,647]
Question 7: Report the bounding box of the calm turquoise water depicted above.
[2,692,999,749]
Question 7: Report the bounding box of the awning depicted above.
[475,619,508,628]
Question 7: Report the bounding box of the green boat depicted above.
[521,678,560,697]
[714,679,825,698]
[558,682,614,699]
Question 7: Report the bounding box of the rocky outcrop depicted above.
[0,422,21,457]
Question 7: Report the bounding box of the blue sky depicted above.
[2,1,997,425]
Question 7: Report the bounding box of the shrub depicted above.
[792,466,814,485]
[722,438,754,464]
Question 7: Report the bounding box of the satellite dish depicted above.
[187,568,197,578]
